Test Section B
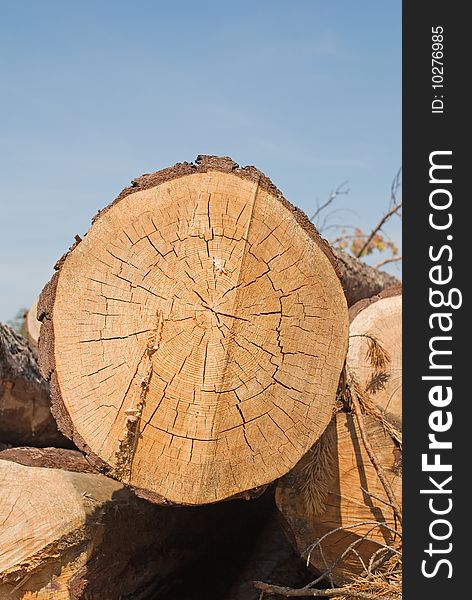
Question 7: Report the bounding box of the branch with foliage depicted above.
[312,169,402,268]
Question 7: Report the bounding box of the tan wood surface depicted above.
[22,297,41,349]
[39,156,349,505]
[348,288,402,420]
[0,453,239,599]
[276,289,402,584]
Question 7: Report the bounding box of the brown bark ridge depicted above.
[0,451,250,599]
[0,446,93,473]
[276,287,402,585]
[333,248,400,307]
[38,155,349,505]
[0,323,71,448]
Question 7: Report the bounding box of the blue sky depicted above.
[0,1,401,321]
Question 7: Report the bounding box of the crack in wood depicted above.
[112,310,164,483]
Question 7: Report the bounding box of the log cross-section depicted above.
[39,155,349,505]
[348,286,402,420]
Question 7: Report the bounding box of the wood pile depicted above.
[276,287,402,585]
[0,156,401,599]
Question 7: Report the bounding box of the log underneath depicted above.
[0,323,70,447]
[276,288,402,584]
[348,286,402,420]
[276,414,401,585]
[223,514,312,600]
[0,453,237,599]
[39,155,349,505]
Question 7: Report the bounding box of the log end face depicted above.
[40,159,349,504]
[348,288,402,421]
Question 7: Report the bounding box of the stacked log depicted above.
[37,155,349,505]
[276,287,402,585]
[0,323,70,447]
[0,448,243,599]
[333,249,399,307]
[0,156,401,598]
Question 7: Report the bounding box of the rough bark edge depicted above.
[131,481,268,506]
[0,322,72,448]
[333,250,400,308]
[348,285,402,324]
[0,447,93,473]
[92,155,342,278]
[37,277,109,475]
[0,323,46,389]
[38,155,348,503]
[0,519,94,588]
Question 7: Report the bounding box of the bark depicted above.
[0,323,70,447]
[0,446,93,472]
[38,155,349,505]
[333,249,400,307]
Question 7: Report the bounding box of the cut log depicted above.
[276,416,402,585]
[276,287,402,584]
[0,323,70,448]
[333,249,399,307]
[38,155,349,505]
[348,285,402,420]
[21,296,42,349]
[0,451,247,599]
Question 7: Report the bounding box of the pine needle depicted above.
[352,378,402,449]
[332,553,402,600]
[365,335,391,372]
[301,422,337,516]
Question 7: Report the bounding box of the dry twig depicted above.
[354,203,402,259]
[310,182,350,223]
[349,388,402,525]
[254,580,400,599]
[374,256,402,270]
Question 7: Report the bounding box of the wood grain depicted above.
[39,156,349,505]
